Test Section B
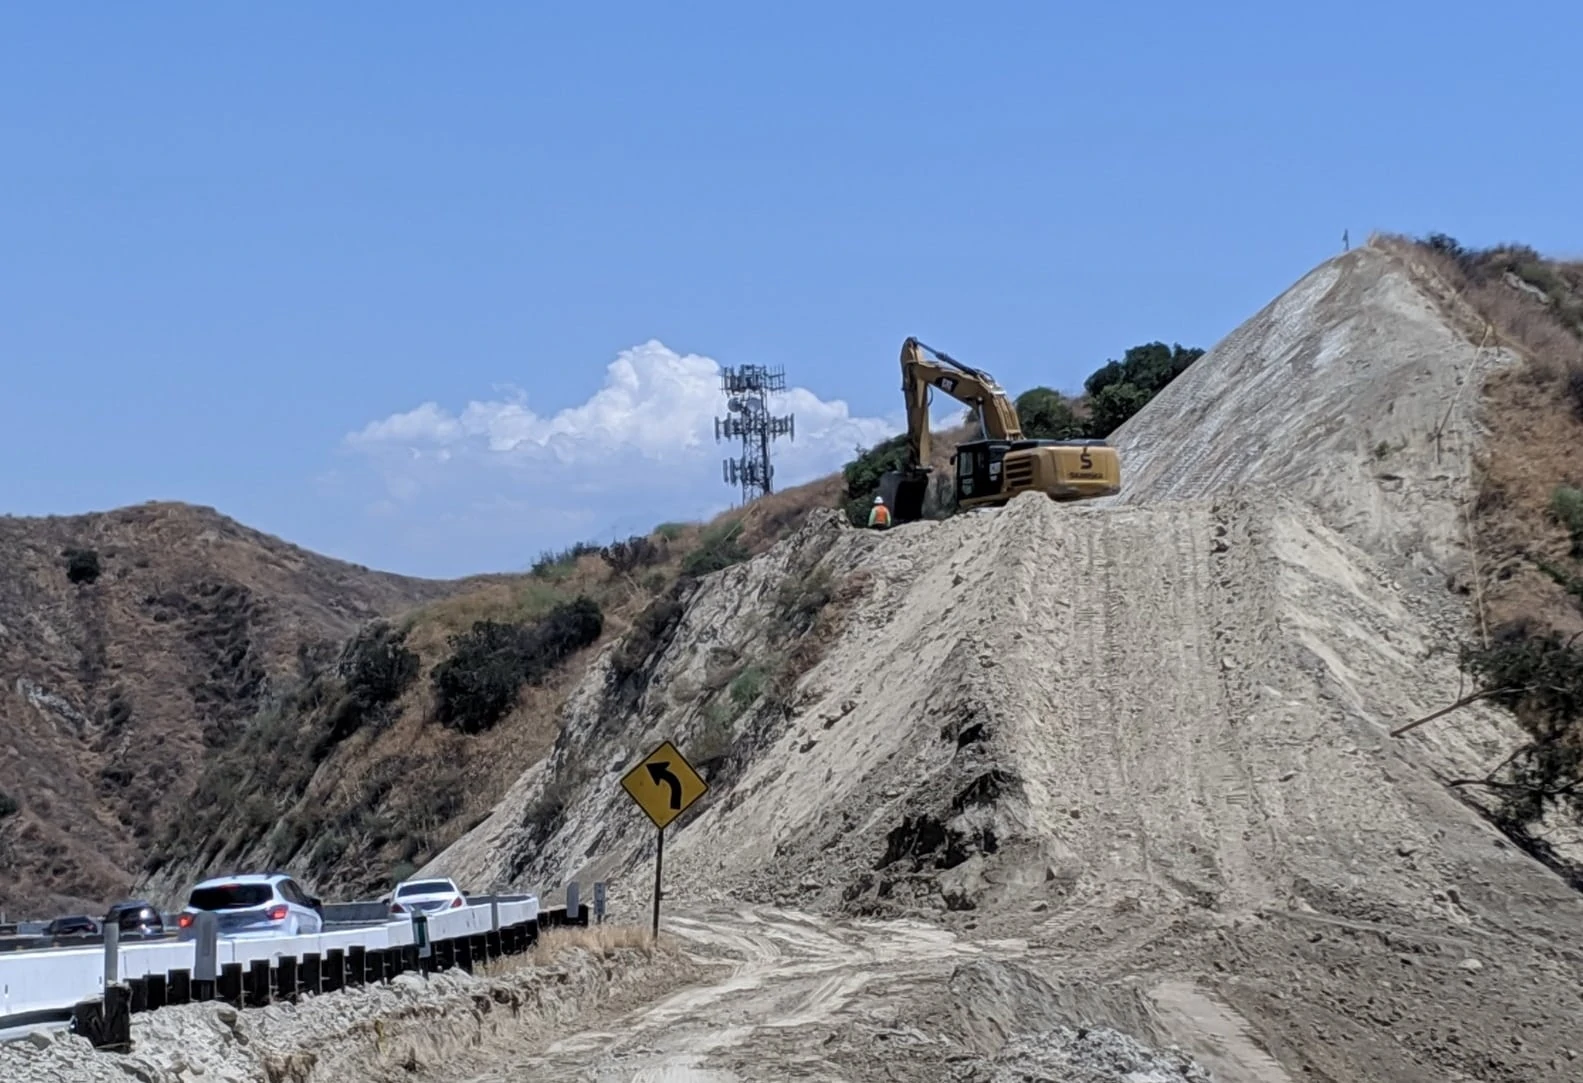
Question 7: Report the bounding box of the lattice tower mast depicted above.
[714,363,795,505]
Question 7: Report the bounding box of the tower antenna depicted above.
[714,363,795,506]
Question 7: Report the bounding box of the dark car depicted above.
[105,899,165,938]
[44,914,100,937]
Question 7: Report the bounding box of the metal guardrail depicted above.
[0,886,584,1044]
[0,898,471,955]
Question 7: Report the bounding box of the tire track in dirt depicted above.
[462,908,999,1082]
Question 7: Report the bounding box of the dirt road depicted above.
[461,907,1221,1082]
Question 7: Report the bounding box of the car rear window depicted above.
[188,884,273,910]
[395,880,456,898]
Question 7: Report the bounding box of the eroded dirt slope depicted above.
[417,239,1583,1080]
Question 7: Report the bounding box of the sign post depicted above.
[620,739,708,940]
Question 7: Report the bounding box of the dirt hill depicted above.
[417,236,1583,1080]
[0,502,465,915]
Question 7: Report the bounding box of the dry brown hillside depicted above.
[0,502,464,915]
[1373,232,1583,639]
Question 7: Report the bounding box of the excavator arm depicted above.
[899,337,1023,471]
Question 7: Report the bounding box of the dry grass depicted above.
[477,923,662,977]
[1374,232,1583,636]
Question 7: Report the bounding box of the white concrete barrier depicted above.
[0,894,541,1024]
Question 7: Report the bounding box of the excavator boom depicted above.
[880,336,1121,522]
[899,337,1024,471]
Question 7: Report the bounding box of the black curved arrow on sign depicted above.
[647,761,683,809]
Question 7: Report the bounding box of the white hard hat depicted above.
[874,495,884,504]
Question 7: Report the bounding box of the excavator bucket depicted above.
[879,468,930,523]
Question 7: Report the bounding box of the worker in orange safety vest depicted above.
[868,494,892,529]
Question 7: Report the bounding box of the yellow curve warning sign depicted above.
[620,740,708,830]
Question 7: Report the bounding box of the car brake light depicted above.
[178,913,194,929]
[267,905,289,921]
[450,896,463,908]
[391,902,405,913]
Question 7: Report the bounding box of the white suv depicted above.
[387,876,466,915]
[177,872,325,938]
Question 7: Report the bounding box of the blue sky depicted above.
[2,2,1579,578]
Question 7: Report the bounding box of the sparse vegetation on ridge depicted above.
[1383,232,1583,864]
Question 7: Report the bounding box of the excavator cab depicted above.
[955,438,1119,508]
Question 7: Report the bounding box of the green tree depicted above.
[1081,341,1205,437]
[1014,387,1083,439]
[1086,381,1156,438]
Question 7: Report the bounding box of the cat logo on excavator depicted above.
[879,337,1122,522]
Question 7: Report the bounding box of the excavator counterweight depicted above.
[878,337,1121,522]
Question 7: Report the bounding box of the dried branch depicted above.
[1390,686,1525,738]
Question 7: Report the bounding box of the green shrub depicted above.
[681,520,749,577]
[601,534,665,575]
[610,593,687,682]
[654,522,688,541]
[530,541,601,578]
[336,619,419,723]
[773,565,834,640]
[431,596,604,734]
[1459,623,1583,827]
[729,664,767,708]
[1551,485,1583,555]
[62,547,101,585]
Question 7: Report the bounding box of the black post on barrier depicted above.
[413,911,431,977]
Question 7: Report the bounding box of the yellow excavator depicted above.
[879,337,1122,522]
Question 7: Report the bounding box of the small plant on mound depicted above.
[609,591,688,684]
[681,519,749,577]
[431,596,604,734]
[728,664,767,709]
[326,619,420,741]
[62,547,101,585]
[601,533,665,576]
[530,540,601,579]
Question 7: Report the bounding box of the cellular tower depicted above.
[714,363,795,505]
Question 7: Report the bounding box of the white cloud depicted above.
[336,339,967,573]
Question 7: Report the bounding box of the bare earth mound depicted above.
[412,241,1583,1080]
